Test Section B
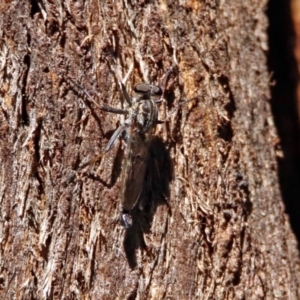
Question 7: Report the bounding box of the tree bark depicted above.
[1,0,300,299]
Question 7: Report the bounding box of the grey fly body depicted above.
[65,68,173,228]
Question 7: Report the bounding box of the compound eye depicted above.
[151,85,162,96]
[134,83,150,94]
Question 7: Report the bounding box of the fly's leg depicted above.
[152,65,179,126]
[158,98,196,123]
[155,66,196,123]
[107,61,134,106]
[159,64,178,97]
[66,124,127,183]
[79,124,126,170]
[63,64,133,183]
[64,75,128,115]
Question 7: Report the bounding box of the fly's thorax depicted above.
[133,99,158,133]
[132,83,162,133]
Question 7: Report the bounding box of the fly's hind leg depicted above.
[66,124,127,183]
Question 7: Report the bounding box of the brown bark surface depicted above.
[0,0,300,299]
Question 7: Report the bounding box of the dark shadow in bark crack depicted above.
[267,0,300,247]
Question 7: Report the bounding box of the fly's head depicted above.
[131,83,162,133]
[132,83,162,101]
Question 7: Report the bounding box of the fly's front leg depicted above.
[64,75,128,115]
[107,61,134,106]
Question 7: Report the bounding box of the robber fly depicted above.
[66,71,169,228]
[118,83,162,228]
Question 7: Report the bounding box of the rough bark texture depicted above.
[1,0,300,299]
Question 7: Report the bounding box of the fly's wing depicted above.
[121,130,149,212]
